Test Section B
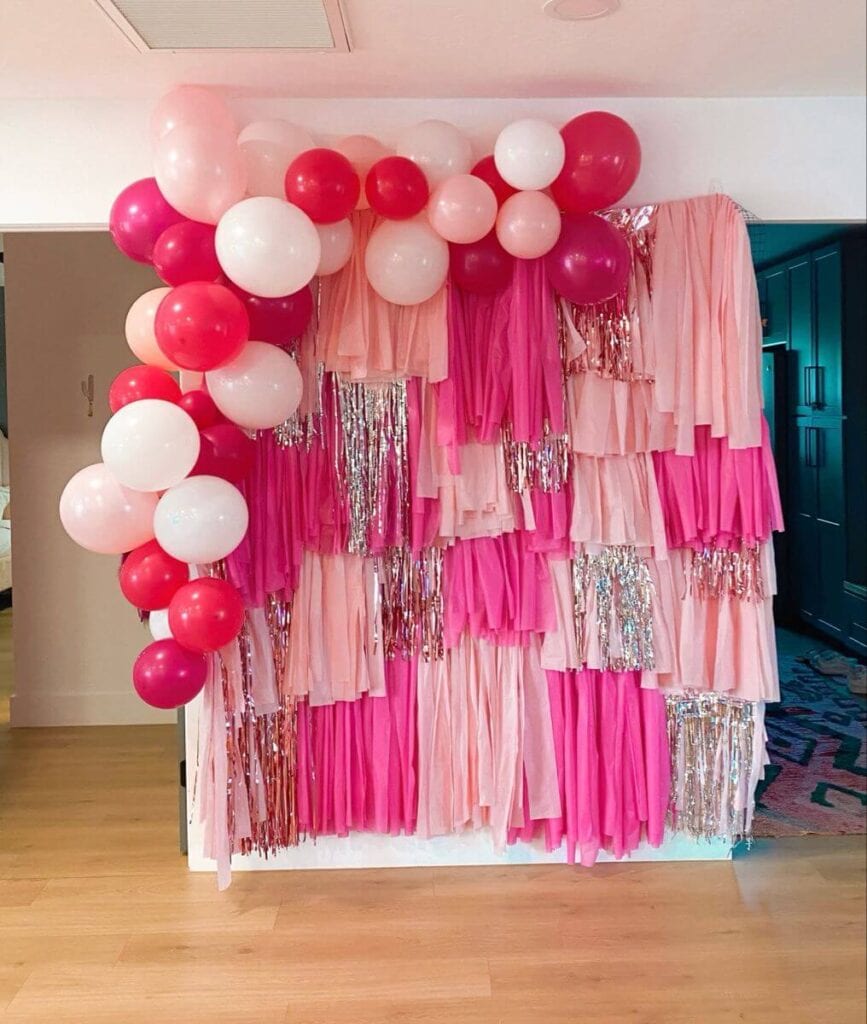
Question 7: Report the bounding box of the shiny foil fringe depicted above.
[685,545,765,602]
[336,378,409,555]
[375,546,443,661]
[503,421,571,494]
[273,363,327,450]
[666,692,757,844]
[571,545,656,671]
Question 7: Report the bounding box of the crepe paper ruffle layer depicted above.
[197,192,783,888]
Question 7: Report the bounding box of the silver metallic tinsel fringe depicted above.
[666,692,758,844]
[685,545,765,601]
[374,546,444,662]
[571,545,656,671]
[273,363,327,450]
[503,421,571,494]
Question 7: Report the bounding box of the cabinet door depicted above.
[790,509,819,621]
[790,419,817,519]
[761,266,790,346]
[816,520,846,636]
[815,421,845,527]
[787,256,814,414]
[812,246,844,415]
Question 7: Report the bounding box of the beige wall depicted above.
[5,232,173,725]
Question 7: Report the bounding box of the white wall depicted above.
[1,97,865,229]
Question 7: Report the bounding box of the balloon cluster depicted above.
[59,86,643,711]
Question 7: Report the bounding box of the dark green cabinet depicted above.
[813,247,844,415]
[787,256,813,414]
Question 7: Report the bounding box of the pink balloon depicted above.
[59,463,158,555]
[152,220,221,286]
[449,230,515,294]
[206,341,303,430]
[154,124,246,225]
[132,639,208,709]
[125,288,177,370]
[545,213,632,305]
[109,178,185,264]
[150,86,236,146]
[334,135,390,210]
[551,111,641,214]
[428,174,498,245]
[495,191,562,259]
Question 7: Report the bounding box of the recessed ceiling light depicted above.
[543,0,620,20]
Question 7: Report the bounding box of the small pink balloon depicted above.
[59,463,158,555]
[545,213,632,305]
[150,86,236,146]
[428,174,498,245]
[125,288,178,370]
[154,124,246,225]
[496,191,562,259]
[335,135,390,209]
[132,639,208,709]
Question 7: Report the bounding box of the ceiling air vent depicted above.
[92,0,351,52]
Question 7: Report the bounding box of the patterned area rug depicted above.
[753,634,867,837]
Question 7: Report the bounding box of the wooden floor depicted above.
[0,603,865,1022]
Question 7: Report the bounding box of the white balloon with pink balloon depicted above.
[148,608,174,642]
[215,197,321,298]
[364,218,449,305]
[150,86,237,146]
[206,341,303,430]
[493,119,565,191]
[154,123,246,224]
[238,120,315,198]
[100,399,200,493]
[496,191,562,259]
[59,463,158,554]
[396,120,473,188]
[154,475,249,564]
[125,288,177,370]
[428,174,497,244]
[316,219,354,275]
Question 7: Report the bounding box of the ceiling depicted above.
[0,0,864,99]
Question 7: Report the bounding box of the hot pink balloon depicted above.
[449,231,514,295]
[108,178,185,264]
[551,112,641,214]
[59,463,158,555]
[545,213,631,305]
[152,221,221,286]
[428,174,498,245]
[154,124,246,225]
[132,639,208,709]
[150,86,237,145]
[495,191,561,259]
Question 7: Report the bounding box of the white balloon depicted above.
[100,400,200,493]
[215,197,321,298]
[316,219,354,275]
[493,119,566,191]
[148,608,174,641]
[396,120,473,188]
[154,475,249,564]
[238,120,315,198]
[364,218,449,306]
[206,341,303,430]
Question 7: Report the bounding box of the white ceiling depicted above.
[0,0,864,99]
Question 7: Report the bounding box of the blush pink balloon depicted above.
[154,124,247,224]
[59,463,158,555]
[334,134,390,210]
[495,191,562,259]
[545,213,632,305]
[428,174,498,245]
[150,86,237,146]
[125,288,178,370]
[206,341,303,430]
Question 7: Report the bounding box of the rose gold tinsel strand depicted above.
[376,546,443,661]
[685,545,765,601]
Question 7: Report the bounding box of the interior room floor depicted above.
[0,717,864,1023]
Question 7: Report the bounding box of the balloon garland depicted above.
[60,84,642,712]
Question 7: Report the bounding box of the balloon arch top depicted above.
[60,86,644,709]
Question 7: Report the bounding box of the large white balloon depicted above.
[215,197,321,298]
[316,219,354,275]
[59,463,158,554]
[148,608,174,641]
[364,218,449,306]
[395,120,473,188]
[493,119,566,191]
[154,475,249,564]
[101,399,200,493]
[206,341,303,430]
[238,120,315,198]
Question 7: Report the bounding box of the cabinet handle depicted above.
[806,365,824,408]
[813,427,823,468]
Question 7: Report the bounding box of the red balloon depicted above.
[471,155,517,207]
[365,156,429,220]
[191,423,255,483]
[119,539,189,611]
[551,112,641,215]
[154,282,249,371]
[168,577,245,653]
[152,220,221,286]
[133,639,208,709]
[449,230,515,295]
[545,213,631,306]
[230,284,314,346]
[109,177,184,264]
[108,365,182,413]
[178,389,224,429]
[285,148,360,224]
